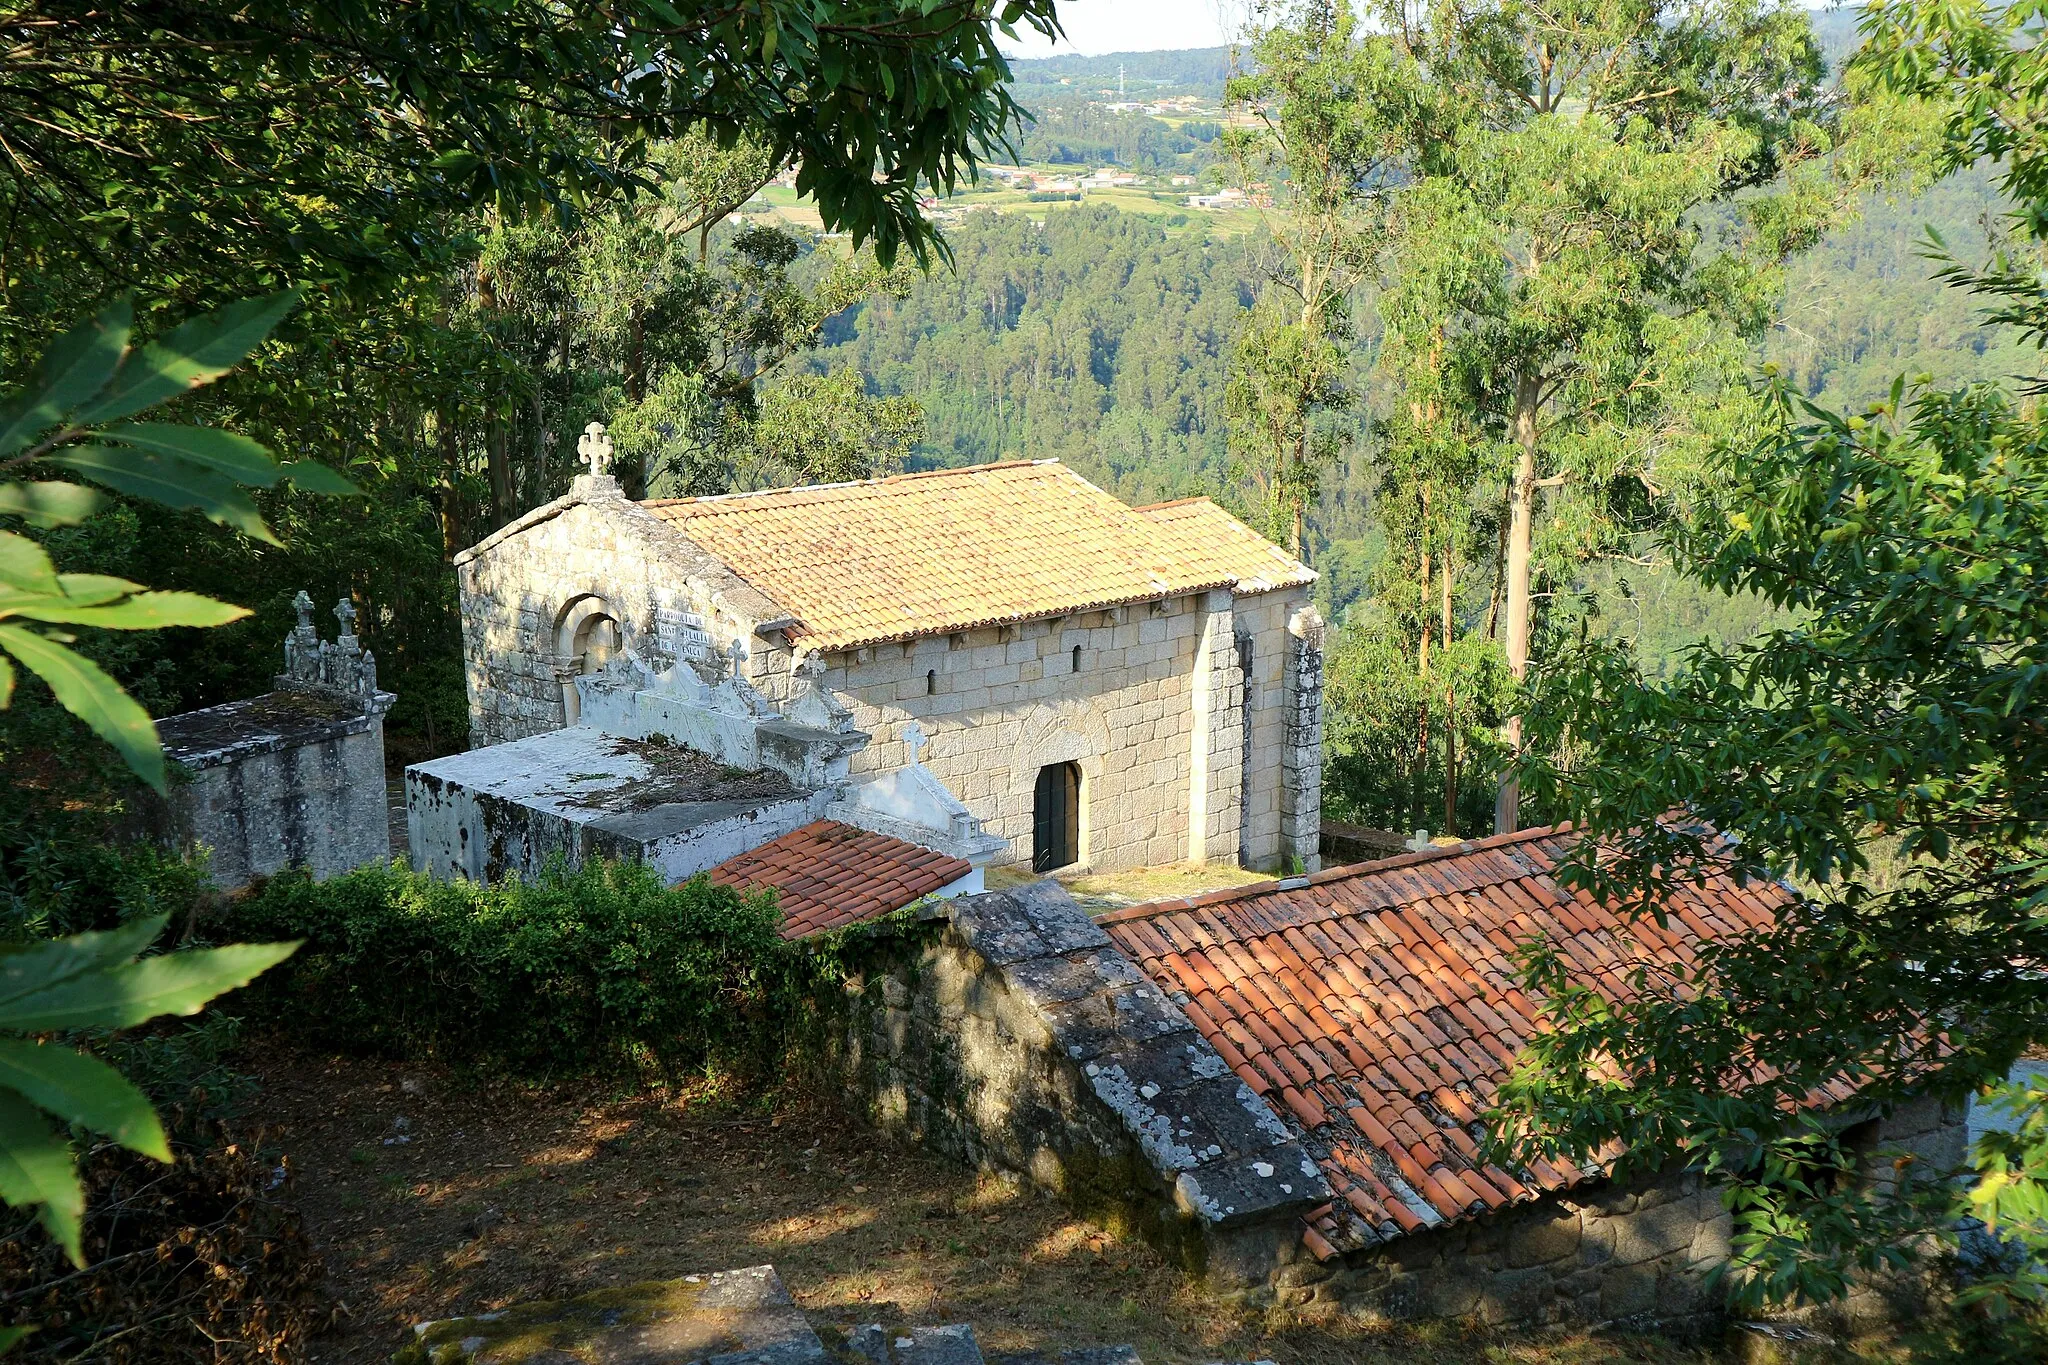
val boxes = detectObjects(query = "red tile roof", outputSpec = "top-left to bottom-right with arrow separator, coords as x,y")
708,820 -> 971,939
1098,825 -> 1800,1258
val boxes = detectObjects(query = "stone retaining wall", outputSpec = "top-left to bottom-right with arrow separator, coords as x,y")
821,882 -> 1324,1271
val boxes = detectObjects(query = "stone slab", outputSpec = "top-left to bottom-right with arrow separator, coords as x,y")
397,1264 -> 824,1365
891,1325 -> 983,1365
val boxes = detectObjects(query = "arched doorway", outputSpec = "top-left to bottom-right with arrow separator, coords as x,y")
1032,762 -> 1081,872
554,595 -> 621,726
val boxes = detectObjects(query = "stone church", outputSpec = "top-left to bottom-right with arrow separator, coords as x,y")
454,442 -> 1324,873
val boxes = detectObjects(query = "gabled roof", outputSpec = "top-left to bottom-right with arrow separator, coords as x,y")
641,461 -> 1314,653
707,819 -> 970,939
1098,826 -> 1803,1259
1128,497 -> 1315,595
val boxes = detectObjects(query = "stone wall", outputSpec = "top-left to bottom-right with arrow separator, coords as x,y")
1267,1092 -> 1967,1333
818,584 -> 1313,872
820,882 -> 1326,1270
155,689 -> 393,890
456,477 -> 788,749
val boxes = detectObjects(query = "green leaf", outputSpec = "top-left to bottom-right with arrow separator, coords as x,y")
73,291 -> 298,425
0,533 -> 58,595
0,482 -> 105,528
0,625 -> 164,793
0,1089 -> 84,1266
0,916 -> 167,1011
96,423 -> 281,487
48,574 -> 142,606
0,940 -> 300,1034
0,1041 -> 169,1163
0,1325 -> 36,1353
0,299 -> 132,456
46,446 -> 279,545
278,460 -> 363,496
0,590 -> 249,631
0,654 -> 11,707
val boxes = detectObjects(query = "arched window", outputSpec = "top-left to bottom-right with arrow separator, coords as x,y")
1071,644 -> 1082,674
927,668 -> 937,695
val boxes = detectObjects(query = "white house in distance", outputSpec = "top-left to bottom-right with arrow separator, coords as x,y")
452,448 -> 1325,874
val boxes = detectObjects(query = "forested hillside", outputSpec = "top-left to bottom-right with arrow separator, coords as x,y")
812,164 -> 2031,613
818,207 -> 1252,501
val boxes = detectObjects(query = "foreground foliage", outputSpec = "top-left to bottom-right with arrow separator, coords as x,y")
1478,3 -> 2048,1343
222,859 -> 871,1083
0,1021 -> 326,1364
1499,349 -> 2048,1330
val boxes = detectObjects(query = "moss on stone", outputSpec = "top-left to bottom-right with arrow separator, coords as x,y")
391,1277 -> 733,1364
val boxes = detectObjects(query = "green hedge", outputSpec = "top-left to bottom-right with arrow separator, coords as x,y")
221,859 -> 819,1081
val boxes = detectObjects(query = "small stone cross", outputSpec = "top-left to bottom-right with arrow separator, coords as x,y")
903,719 -> 927,768
332,597 -> 358,637
293,590 -> 314,632
1404,828 -> 1433,853
577,421 -> 613,477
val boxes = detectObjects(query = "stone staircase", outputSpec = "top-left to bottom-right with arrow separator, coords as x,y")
395,1265 -> 1267,1365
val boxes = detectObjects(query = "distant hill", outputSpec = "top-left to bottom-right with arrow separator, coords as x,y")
1006,46 -> 1231,95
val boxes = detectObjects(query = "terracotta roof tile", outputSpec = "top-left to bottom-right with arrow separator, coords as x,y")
640,462 -> 1314,653
707,820 -> 970,939
1098,824 -> 1793,1259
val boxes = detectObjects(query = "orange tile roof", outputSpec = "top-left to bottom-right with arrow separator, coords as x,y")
1128,497 -> 1316,594
642,461 -> 1314,652
1098,826 -> 1804,1258
707,820 -> 971,939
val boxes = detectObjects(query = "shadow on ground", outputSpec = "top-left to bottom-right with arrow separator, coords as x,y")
243,1040 -> 1761,1365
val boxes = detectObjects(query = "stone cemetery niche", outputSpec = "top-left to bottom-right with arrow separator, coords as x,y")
153,592 -> 396,890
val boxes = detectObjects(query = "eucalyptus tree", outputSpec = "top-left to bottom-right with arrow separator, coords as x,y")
1480,1 -> 2048,1338
1223,2 -> 1410,558
1363,0 -> 1839,831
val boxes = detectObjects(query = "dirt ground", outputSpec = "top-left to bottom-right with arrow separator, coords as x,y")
245,1041 -> 1779,1365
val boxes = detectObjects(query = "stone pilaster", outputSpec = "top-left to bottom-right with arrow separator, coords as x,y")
1281,606 -> 1325,872
1188,590 -> 1243,867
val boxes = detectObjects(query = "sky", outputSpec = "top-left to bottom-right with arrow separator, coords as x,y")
1000,1 -> 1245,58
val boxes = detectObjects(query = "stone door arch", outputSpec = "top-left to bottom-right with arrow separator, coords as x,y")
1010,701 -> 1110,869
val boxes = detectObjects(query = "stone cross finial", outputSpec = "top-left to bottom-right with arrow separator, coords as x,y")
293,590 -> 315,632
1405,828 -> 1433,852
903,719 -> 927,768
577,421 -> 613,477
332,597 -> 357,638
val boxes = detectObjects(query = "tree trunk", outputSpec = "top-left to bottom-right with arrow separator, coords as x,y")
487,415 -> 511,526
1291,427 -> 1307,561
624,308 -> 648,498
1443,549 -> 1458,836
1417,487 -> 1432,674
476,262 -> 513,525
1494,372 -> 1540,835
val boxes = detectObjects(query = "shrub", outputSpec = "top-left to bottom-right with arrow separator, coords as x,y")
221,858 -> 807,1081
